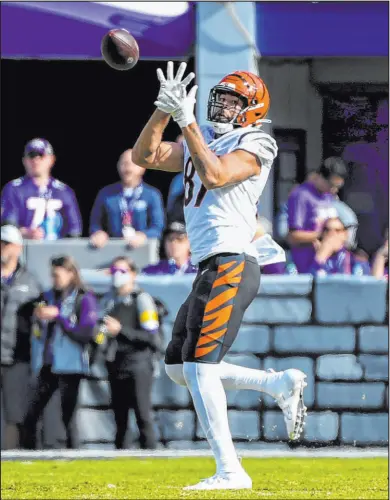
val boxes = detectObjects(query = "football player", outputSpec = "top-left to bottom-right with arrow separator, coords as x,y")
133,62 -> 307,490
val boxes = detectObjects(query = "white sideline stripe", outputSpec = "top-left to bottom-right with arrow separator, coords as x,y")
1,448 -> 387,461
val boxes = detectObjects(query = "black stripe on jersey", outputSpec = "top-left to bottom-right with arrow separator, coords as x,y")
237,130 -> 272,145
260,144 -> 277,155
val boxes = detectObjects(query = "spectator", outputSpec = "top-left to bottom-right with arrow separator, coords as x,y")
310,217 -> 371,276
142,222 -> 197,275
287,157 -> 347,273
89,149 -> 164,249
21,255 -> 98,449
99,257 -> 160,449
1,225 -> 41,449
372,231 -> 388,280
1,138 -> 82,240
166,135 -> 185,225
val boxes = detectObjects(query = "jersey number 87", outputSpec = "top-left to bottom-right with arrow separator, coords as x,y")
184,159 -> 207,208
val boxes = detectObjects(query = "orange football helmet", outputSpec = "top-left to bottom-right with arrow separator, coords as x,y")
207,71 -> 270,132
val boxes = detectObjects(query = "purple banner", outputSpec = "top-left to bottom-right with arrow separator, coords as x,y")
256,1 -> 388,57
1,2 -> 195,59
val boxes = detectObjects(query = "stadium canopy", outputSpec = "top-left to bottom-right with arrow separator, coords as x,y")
2,1 -> 388,60
1,1 -> 195,59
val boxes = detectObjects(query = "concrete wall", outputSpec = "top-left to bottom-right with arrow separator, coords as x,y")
257,60 -> 323,173
13,273 -> 388,450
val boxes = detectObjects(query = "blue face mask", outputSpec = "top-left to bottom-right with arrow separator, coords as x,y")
112,271 -> 130,288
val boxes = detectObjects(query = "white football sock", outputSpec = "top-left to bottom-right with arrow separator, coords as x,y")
219,361 -> 284,398
166,362 -> 283,398
183,362 -> 242,475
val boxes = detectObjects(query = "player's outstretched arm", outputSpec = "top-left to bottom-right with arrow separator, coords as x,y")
133,62 -> 191,172
132,109 -> 183,172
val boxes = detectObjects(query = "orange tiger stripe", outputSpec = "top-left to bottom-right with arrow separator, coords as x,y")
195,343 -> 218,358
204,287 -> 238,313
201,304 -> 233,334
217,261 -> 236,273
196,328 -> 227,347
212,261 -> 245,288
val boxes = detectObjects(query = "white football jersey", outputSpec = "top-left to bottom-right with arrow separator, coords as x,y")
182,125 -> 278,264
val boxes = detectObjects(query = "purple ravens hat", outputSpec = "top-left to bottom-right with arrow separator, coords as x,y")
24,138 -> 54,157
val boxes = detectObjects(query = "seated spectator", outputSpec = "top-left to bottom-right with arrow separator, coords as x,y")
166,135 -> 185,225
261,262 -> 287,275
142,222 -> 197,275
372,231 -> 388,280
310,217 -> 371,276
1,225 -> 42,449
99,257 -> 160,449
287,157 -> 347,273
89,149 -> 164,249
21,255 -> 98,449
1,139 -> 82,240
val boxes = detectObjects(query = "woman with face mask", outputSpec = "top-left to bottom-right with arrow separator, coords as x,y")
21,255 -> 98,449
98,257 -> 160,449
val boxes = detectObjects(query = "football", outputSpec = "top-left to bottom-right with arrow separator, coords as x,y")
101,29 -> 139,71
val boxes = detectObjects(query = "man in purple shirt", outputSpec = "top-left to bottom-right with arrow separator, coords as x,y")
142,222 -> 197,275
1,139 -> 82,240
287,157 -> 347,273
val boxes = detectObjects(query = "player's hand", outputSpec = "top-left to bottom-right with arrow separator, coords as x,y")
154,61 -> 197,127
90,230 -> 109,249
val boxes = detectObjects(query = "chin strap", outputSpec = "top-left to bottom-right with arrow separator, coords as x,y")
211,122 -> 234,134
210,118 -> 272,135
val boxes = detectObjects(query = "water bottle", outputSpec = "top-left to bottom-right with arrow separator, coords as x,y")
286,262 -> 298,275
168,258 -> 178,275
41,214 -> 58,241
352,262 -> 365,276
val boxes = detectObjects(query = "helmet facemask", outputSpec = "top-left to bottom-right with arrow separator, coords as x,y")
207,87 -> 247,134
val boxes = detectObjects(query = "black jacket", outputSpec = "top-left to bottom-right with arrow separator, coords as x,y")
1,265 -> 41,365
99,290 -> 161,373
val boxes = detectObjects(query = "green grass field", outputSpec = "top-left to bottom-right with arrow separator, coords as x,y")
1,457 -> 388,499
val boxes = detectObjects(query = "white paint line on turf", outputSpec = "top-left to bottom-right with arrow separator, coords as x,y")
1,447 -> 387,461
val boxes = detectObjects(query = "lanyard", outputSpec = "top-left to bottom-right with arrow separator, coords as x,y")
38,179 -> 53,200
343,250 -> 352,274
169,259 -> 189,275
119,185 -> 143,220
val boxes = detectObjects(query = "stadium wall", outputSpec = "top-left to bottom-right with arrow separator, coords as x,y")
3,262 -> 388,450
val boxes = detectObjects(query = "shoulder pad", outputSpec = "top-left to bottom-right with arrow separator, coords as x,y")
52,179 -> 66,190
11,177 -> 23,187
235,130 -> 278,168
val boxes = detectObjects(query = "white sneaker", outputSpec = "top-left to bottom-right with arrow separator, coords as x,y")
183,471 -> 252,491
268,368 -> 307,441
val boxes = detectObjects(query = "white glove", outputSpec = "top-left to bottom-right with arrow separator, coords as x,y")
154,61 -> 198,128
